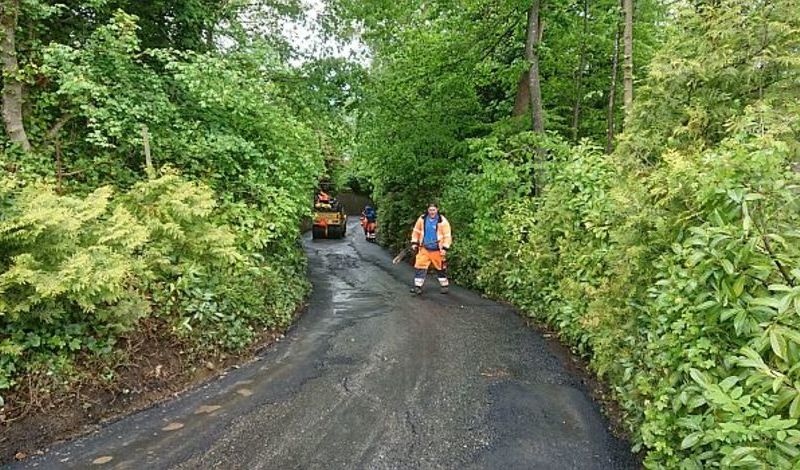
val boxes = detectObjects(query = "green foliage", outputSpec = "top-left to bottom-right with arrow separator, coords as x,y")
346,0 -> 800,467
342,0 -> 665,250
0,174 -> 150,394
437,105 -> 800,468
0,170 -> 312,402
618,0 -> 800,162
1,4 -> 326,409
18,0 -> 300,54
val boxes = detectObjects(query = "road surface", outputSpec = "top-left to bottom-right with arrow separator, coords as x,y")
17,217 -> 637,469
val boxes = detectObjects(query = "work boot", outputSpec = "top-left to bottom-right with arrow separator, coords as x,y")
410,286 -> 422,295
440,286 -> 449,294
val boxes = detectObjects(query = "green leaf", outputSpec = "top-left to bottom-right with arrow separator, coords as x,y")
769,284 -> 793,292
790,393 -> 800,420
733,310 -> 749,335
686,396 -> 707,410
750,297 -> 783,311
696,300 -> 718,311
681,432 -> 703,450
720,376 -> 739,391
771,329 -> 789,360
724,446 -> 757,464
777,326 -> 800,346
720,259 -> 735,275
689,368 -> 709,388
732,277 -> 745,297
775,441 -> 800,459
743,214 -> 752,232
721,308 -> 738,321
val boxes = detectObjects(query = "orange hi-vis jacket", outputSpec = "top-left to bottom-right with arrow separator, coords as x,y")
411,214 -> 452,251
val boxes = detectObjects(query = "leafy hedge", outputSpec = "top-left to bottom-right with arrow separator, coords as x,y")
439,127 -> 800,467
0,171 -> 310,407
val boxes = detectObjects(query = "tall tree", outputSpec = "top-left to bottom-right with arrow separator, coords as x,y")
1,0 -> 31,151
622,0 -> 633,111
571,0 -> 590,142
525,0 -> 544,134
525,0 -> 545,196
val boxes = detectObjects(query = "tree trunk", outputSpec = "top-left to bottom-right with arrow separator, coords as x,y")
512,70 -> 530,117
205,28 -> 214,49
525,0 -> 544,196
571,0 -> 589,142
622,0 -> 634,112
526,0 -> 544,135
606,16 -> 621,153
0,0 -> 31,151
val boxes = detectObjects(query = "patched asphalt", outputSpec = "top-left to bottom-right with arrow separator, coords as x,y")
16,217 -> 638,469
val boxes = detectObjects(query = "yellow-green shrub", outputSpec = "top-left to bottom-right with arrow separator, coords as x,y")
0,171 -> 310,407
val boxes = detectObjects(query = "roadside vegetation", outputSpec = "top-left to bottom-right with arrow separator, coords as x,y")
333,0 -> 800,467
0,0 -> 361,432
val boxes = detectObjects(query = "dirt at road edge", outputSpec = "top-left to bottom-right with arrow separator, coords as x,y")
0,313 -> 302,465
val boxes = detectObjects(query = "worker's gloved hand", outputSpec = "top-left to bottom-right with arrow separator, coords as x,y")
411,242 -> 419,253
440,246 -> 449,257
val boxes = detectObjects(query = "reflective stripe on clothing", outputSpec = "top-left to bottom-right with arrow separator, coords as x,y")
414,273 -> 449,288
413,249 -> 449,289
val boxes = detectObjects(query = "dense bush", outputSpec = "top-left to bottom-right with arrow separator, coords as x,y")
442,126 -> 800,467
0,9 -> 325,409
0,170 -> 312,406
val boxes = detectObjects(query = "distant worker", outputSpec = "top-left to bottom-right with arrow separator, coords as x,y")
361,205 -> 378,242
316,190 -> 331,204
410,202 -> 452,295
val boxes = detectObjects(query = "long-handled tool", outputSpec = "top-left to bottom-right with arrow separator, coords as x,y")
392,246 -> 413,265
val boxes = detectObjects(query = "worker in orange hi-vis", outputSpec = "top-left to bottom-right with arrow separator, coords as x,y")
316,190 -> 331,204
409,202 -> 452,295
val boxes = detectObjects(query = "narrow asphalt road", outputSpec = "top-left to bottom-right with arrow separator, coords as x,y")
17,217 -> 638,469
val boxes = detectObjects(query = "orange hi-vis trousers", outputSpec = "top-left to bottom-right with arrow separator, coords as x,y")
413,247 -> 449,288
